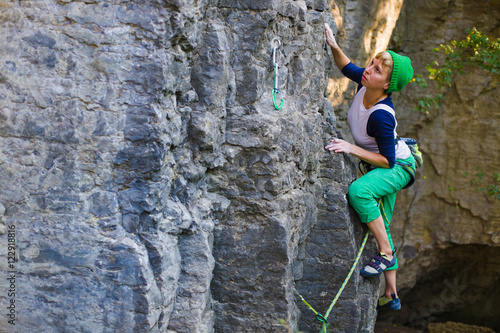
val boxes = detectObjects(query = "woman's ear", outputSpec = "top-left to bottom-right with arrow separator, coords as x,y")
384,82 -> 390,90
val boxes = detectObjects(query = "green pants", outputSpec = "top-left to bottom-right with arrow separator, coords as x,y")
348,156 -> 415,270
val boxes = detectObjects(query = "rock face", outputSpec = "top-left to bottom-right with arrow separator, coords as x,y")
0,1 -> 379,332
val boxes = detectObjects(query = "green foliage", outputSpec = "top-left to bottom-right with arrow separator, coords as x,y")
472,167 -> 485,184
413,74 -> 428,88
414,28 -> 500,113
477,172 -> 500,201
417,94 -> 442,111
470,168 -> 500,201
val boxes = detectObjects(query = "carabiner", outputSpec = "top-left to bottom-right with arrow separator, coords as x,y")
272,39 -> 284,110
272,39 -> 281,66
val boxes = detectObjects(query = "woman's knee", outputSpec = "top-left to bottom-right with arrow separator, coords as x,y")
348,180 -> 366,201
348,180 -> 365,209
349,179 -> 378,208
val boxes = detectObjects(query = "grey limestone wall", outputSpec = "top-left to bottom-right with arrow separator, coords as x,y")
0,1 -> 378,332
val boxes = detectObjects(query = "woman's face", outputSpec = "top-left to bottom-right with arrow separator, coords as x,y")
361,58 -> 390,91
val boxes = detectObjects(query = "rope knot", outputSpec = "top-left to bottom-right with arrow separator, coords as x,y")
316,313 -> 328,324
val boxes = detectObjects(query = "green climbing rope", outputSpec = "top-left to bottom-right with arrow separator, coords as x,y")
293,289 -> 328,324
295,230 -> 370,332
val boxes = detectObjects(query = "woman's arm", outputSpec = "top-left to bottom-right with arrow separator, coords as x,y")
325,23 -> 350,71
325,139 -> 390,168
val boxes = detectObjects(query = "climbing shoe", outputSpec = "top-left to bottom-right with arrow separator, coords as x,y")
360,251 -> 396,277
377,293 -> 401,310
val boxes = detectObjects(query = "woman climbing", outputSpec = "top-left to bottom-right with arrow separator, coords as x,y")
324,23 -> 415,311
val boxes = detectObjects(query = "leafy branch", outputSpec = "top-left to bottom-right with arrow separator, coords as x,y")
414,28 -> 500,113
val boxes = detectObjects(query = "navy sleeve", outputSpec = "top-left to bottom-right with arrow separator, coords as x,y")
367,110 -> 396,168
341,62 -> 364,86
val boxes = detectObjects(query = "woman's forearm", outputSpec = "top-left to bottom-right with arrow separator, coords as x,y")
330,46 -> 350,71
350,145 -> 390,168
325,138 -> 390,168
325,24 -> 350,71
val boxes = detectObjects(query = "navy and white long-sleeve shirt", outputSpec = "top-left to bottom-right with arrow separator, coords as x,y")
341,62 -> 410,168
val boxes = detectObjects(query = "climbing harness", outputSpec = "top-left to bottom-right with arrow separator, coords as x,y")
272,39 -> 285,110
294,230 -> 370,332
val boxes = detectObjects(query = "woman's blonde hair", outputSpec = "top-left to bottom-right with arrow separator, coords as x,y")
374,51 -> 393,83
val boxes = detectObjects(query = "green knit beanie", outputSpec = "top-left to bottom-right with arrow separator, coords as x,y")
386,50 -> 414,93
